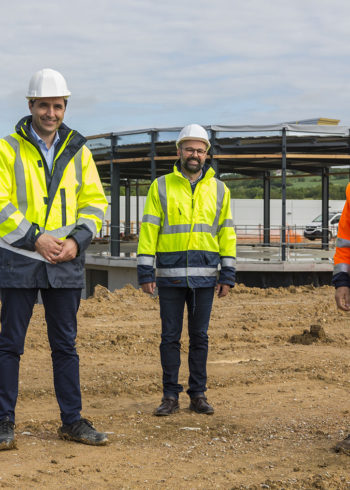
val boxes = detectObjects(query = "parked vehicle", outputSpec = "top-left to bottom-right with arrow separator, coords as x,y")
304,211 -> 342,240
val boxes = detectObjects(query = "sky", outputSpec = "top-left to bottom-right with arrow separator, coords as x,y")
1,0 -> 350,138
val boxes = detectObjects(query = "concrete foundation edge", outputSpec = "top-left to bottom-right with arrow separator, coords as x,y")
84,255 -> 334,298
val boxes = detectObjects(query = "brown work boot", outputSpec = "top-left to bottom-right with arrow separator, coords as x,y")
154,397 -> 179,416
189,395 -> 214,415
334,434 -> 350,454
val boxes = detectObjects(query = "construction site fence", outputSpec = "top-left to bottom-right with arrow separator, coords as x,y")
92,223 -> 336,262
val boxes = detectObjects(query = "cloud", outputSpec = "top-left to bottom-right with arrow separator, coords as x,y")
1,0 -> 350,136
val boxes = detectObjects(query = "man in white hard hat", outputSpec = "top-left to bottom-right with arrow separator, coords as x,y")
137,124 -> 236,416
0,68 -> 108,449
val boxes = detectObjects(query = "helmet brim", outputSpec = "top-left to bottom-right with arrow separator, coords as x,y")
176,136 -> 211,150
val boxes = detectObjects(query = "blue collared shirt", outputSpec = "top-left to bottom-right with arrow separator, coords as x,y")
181,169 -> 203,193
30,125 -> 60,173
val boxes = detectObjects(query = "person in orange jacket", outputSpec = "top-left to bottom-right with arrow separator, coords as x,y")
333,183 -> 350,453
333,184 -> 350,311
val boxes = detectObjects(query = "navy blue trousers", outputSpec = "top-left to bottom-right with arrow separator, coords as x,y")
158,287 -> 214,399
0,288 -> 82,425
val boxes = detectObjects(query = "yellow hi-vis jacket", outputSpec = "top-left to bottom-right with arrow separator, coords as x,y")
0,115 -> 108,288
137,162 -> 236,288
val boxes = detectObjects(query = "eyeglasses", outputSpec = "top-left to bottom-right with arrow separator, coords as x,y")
182,147 -> 207,156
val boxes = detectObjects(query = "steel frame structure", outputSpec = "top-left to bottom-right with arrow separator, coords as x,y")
86,124 -> 350,259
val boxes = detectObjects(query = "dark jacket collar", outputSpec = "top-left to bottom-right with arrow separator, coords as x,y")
15,115 -> 86,151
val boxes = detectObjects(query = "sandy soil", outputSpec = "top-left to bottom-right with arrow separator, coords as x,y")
2,283 -> 350,489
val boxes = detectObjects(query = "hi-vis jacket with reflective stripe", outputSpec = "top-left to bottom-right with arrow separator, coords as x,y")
333,183 -> 350,288
137,162 -> 236,288
0,115 -> 108,288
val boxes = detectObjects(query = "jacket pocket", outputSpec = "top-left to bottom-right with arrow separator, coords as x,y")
156,251 -> 186,268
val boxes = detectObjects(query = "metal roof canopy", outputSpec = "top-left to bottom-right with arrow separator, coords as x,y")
86,124 -> 350,259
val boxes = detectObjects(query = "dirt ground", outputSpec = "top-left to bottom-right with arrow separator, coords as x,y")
2,283 -> 350,489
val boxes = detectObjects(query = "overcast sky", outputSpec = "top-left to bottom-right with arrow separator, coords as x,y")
1,0 -> 350,137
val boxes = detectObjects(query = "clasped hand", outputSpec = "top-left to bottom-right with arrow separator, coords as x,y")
35,234 -> 78,264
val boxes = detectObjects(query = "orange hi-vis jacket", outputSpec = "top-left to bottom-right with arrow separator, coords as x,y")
333,183 -> 350,287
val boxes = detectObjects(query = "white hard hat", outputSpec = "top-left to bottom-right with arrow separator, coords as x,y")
176,124 -> 210,150
26,68 -> 71,99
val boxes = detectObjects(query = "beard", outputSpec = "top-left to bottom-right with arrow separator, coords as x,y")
181,156 -> 203,174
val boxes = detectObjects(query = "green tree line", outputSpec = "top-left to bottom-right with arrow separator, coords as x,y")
225,171 -> 350,200
107,172 -> 349,200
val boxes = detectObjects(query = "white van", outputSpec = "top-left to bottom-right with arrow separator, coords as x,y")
303,211 -> 342,240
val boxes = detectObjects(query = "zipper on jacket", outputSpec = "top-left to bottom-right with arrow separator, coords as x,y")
187,196 -> 195,287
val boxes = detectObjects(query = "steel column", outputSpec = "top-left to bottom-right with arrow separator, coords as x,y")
136,180 -> 140,235
263,171 -> 271,245
210,129 -> 219,176
150,131 -> 157,182
125,179 -> 131,237
110,135 -> 120,257
281,128 -> 287,261
321,168 -> 329,250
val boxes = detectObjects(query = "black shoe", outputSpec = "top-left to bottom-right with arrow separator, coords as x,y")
189,395 -> 214,415
58,418 -> 108,446
334,434 -> 350,454
154,397 -> 179,416
0,417 -> 16,450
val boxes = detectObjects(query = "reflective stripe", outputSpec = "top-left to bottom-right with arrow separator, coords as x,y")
46,224 -> 76,238
222,257 -> 236,267
38,225 -> 75,238
336,237 -> 350,248
156,267 -> 218,277
157,175 -> 168,227
158,175 -> 225,237
3,218 -> 31,244
3,135 -> 17,149
333,263 -> 350,275
211,179 -> 225,236
158,175 -> 187,234
3,136 -> 28,215
161,224 -> 191,234
74,147 -> 83,195
0,237 -> 48,263
77,217 -> 97,236
78,205 -> 105,221
218,219 -> 234,232
193,218 -> 233,235
193,223 -> 212,233
157,176 -> 191,234
0,203 -> 17,224
157,175 -> 167,211
142,214 -> 161,226
137,255 -> 155,266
